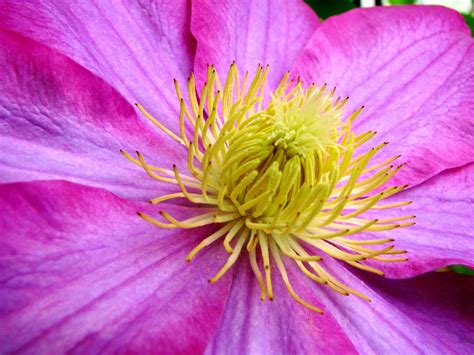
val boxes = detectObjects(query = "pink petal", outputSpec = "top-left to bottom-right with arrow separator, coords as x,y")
210,256 -> 473,353
0,30 -> 185,201
311,258 -> 474,353
191,0 -> 319,90
293,6 -> 474,187
0,0 -> 195,123
364,163 -> 474,278
0,181 -> 231,353
207,259 -> 357,354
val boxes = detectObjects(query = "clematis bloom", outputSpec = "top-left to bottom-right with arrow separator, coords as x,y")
0,1 -> 473,353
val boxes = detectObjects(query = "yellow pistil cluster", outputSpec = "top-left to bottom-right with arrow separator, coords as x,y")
122,63 -> 415,313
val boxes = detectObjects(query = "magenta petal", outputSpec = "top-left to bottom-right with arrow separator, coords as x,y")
0,0 -> 195,122
192,0 -> 319,90
0,181 -> 231,353
0,30 -> 186,200
363,163 -> 474,278
207,259 -> 357,354
312,259 -> 474,353
293,6 -> 474,187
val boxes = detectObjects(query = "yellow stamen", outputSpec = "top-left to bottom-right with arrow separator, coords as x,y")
270,239 -> 324,314
135,103 -> 184,145
187,222 -> 237,262
209,231 -> 248,283
259,231 -> 274,301
124,63 -> 414,313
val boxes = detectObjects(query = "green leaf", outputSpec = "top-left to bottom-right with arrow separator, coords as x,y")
388,0 -> 416,4
305,0 -> 356,20
451,265 -> 474,275
463,14 -> 474,37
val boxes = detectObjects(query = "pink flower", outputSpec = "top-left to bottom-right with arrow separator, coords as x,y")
0,1 -> 473,353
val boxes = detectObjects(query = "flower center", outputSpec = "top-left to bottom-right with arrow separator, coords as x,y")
122,63 -> 415,313
217,84 -> 342,233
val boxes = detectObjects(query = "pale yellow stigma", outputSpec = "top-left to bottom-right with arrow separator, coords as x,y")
122,63 -> 415,314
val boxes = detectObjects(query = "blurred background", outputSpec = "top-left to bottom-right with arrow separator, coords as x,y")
305,0 -> 474,35
304,0 -> 474,276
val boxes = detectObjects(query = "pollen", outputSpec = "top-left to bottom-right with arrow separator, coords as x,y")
122,63 -> 415,314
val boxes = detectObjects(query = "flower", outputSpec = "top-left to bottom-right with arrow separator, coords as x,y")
0,1 -> 473,353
